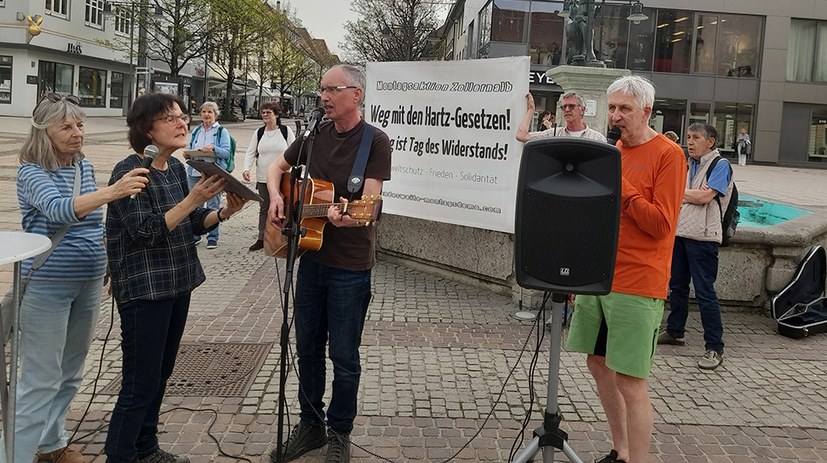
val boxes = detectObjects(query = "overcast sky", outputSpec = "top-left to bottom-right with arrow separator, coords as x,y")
285,0 -> 356,59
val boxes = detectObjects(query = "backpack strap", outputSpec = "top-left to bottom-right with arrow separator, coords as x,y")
705,155 -> 732,221
189,125 -> 201,148
347,123 -> 376,194
280,124 -> 288,142
255,126 -> 265,158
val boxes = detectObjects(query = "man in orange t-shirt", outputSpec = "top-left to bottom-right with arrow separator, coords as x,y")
566,75 -> 686,463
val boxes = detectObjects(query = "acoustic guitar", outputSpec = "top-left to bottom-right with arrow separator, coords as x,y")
263,174 -> 382,258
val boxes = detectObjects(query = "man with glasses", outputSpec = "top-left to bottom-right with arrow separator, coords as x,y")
516,91 -> 606,143
266,64 -> 391,463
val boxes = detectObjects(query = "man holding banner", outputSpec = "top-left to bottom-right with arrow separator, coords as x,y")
515,92 -> 606,143
565,75 -> 686,463
266,64 -> 391,463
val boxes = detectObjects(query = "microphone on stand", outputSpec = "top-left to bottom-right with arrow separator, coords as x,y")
302,107 -> 326,138
607,127 -> 622,146
131,144 -> 159,199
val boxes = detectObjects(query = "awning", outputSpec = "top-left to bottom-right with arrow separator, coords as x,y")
209,81 -> 245,91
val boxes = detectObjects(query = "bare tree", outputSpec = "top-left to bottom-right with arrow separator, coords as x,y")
142,0 -> 212,76
343,0 -> 442,63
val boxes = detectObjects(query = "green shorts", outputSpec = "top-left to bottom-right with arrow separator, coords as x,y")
565,292 -> 664,379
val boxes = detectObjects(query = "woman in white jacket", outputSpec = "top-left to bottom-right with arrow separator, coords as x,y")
242,101 -> 296,251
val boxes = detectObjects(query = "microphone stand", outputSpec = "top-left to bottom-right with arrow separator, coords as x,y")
272,123 -> 319,463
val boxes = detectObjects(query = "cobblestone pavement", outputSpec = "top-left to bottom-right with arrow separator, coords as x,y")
1,117 -> 826,462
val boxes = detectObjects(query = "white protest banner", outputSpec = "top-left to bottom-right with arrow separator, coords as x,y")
366,57 -> 529,233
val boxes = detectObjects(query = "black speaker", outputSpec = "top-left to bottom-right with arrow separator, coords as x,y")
515,138 -> 621,295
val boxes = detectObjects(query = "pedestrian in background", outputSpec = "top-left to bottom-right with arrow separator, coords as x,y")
183,101 -> 231,249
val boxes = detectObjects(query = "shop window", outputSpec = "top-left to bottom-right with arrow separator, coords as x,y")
0,56 -> 12,104
79,66 -> 107,107
491,0 -> 526,43
716,14 -> 761,78
693,14 -> 718,74
809,107 -> 827,158
39,61 -> 74,95
111,72 -> 125,109
528,1 -> 565,65
788,19 -> 827,82
627,8 -> 656,71
713,102 -> 753,153
652,98 -> 687,141
593,4 -> 630,68
654,10 -> 693,73
46,0 -> 69,18
85,0 -> 105,29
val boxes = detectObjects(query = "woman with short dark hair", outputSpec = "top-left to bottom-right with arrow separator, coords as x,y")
104,92 -> 248,463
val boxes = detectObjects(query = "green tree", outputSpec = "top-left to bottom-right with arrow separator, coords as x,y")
343,0 -> 442,63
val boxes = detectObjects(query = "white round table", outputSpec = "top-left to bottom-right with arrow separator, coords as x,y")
0,231 -> 51,462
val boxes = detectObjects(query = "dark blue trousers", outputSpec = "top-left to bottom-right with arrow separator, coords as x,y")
667,237 -> 725,353
105,294 -> 190,462
294,258 -> 372,433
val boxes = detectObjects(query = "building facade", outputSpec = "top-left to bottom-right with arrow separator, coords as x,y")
441,0 -> 827,166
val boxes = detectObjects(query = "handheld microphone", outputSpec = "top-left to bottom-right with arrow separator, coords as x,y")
131,144 -> 159,199
302,107 -> 326,138
607,127 -> 621,146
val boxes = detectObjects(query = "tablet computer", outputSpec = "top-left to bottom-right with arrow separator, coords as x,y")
187,160 -> 264,203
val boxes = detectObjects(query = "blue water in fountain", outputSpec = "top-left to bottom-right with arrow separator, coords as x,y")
738,195 -> 812,227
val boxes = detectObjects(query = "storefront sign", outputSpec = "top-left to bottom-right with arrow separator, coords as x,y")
26,75 -> 38,84
529,70 -> 556,86
67,42 -> 82,54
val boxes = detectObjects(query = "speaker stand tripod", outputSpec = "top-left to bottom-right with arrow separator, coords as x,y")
511,292 -> 584,463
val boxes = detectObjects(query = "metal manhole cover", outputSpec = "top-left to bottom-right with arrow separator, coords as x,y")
100,342 -> 272,397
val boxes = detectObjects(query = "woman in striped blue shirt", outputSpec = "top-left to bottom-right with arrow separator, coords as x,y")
5,94 -> 149,463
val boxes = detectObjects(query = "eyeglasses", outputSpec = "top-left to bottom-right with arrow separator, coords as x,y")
46,93 -> 80,105
154,114 -> 191,125
560,103 -> 580,110
319,85 -> 358,94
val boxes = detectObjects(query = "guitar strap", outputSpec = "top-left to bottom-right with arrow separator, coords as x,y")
347,122 -> 376,195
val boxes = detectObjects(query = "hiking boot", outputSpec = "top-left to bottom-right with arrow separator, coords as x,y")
248,239 -> 264,252
595,449 -> 618,463
325,430 -> 351,463
36,447 -> 84,463
657,330 -> 685,346
698,350 -> 724,370
270,422 -> 327,462
136,448 -> 190,463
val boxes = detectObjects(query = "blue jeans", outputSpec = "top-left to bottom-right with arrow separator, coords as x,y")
104,295 -> 190,462
0,279 -> 101,463
294,259 -> 372,433
667,237 -> 724,353
187,175 -> 221,242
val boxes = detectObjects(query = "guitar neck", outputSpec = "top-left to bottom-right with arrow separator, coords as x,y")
297,202 -> 344,218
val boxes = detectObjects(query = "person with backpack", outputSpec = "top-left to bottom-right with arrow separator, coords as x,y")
659,122 -> 735,371
184,101 -> 232,249
242,101 -> 295,251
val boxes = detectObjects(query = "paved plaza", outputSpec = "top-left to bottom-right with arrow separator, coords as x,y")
1,116 -> 826,462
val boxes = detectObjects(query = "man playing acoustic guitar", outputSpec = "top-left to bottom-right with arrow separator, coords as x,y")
266,64 -> 391,463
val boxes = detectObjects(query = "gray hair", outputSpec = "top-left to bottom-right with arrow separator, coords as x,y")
606,75 -> 655,112
330,64 -> 366,103
687,122 -> 718,143
200,101 -> 220,116
19,97 -> 87,171
560,92 -> 586,108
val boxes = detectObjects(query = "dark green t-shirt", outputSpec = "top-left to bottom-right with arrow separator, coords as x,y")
284,119 -> 392,270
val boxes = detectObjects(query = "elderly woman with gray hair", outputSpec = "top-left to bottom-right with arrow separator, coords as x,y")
183,101 -> 231,249
0,93 -> 148,463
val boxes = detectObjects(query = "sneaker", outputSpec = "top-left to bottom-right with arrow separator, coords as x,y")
270,422 -> 327,462
36,447 -> 84,463
595,449 -> 618,463
136,448 -> 190,463
248,239 -> 264,252
325,430 -> 351,463
657,330 -> 685,346
193,237 -> 202,245
207,240 -> 218,249
698,350 -> 724,370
